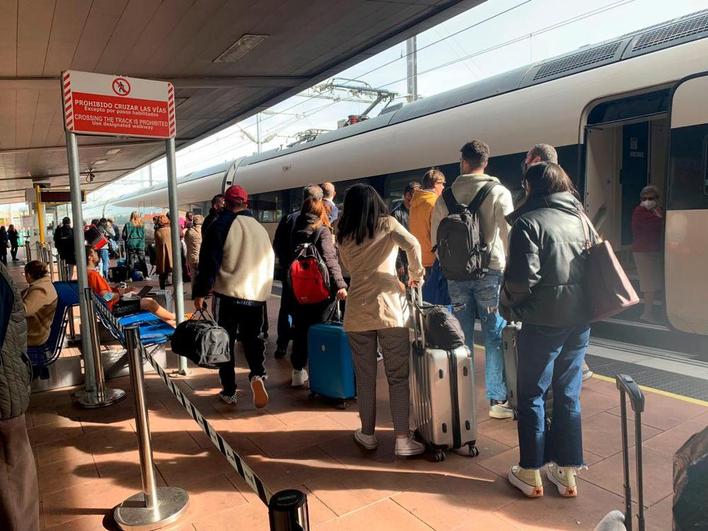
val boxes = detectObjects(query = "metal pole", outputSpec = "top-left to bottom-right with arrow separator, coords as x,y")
25,240 -> 32,261
635,410 -> 645,531
77,288 -> 125,408
619,393 -> 632,531
114,326 -> 189,530
47,241 -> 55,280
65,130 -> 98,394
269,489 -> 310,531
406,36 -> 418,103
165,137 -> 188,375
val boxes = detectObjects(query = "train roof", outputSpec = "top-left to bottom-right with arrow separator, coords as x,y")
240,8 -> 708,167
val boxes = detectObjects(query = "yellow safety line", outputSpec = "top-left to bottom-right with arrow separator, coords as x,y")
591,373 -> 708,407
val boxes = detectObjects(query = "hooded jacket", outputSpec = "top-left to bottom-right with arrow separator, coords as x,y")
431,174 -> 514,272
501,192 -> 591,327
0,264 -> 30,420
409,188 -> 439,268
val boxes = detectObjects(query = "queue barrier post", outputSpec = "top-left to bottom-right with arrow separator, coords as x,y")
24,240 -> 32,261
47,242 -> 56,280
76,288 -> 126,408
269,489 -> 310,531
114,325 -> 189,530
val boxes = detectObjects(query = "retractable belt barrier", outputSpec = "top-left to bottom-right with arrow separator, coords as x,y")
88,295 -> 309,530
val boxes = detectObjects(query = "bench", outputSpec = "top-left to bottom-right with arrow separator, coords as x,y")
28,281 -> 80,379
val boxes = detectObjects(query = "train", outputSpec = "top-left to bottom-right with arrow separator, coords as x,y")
115,9 -> 708,350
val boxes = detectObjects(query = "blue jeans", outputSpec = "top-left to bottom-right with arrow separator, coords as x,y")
517,323 -> 590,469
99,248 -> 110,277
447,271 -> 507,401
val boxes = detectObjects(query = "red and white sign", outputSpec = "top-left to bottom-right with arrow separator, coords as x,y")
62,70 -> 175,139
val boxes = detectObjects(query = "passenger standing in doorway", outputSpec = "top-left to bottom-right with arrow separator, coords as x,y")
184,214 -> 203,295
0,262 -> 39,531
0,227 -> 8,266
154,215 -> 172,290
53,217 -> 76,278
193,185 -> 274,408
289,193 -> 347,387
520,144 -> 594,381
391,181 -> 421,280
272,185 -> 325,359
321,182 -> 339,222
502,162 -> 592,499
202,194 -> 225,234
632,185 -> 664,324
431,140 -> 515,420
7,226 -> 19,262
409,168 -> 446,274
337,184 -> 425,457
122,212 -> 146,277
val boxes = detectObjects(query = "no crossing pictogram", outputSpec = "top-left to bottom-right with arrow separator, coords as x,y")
112,77 -> 131,96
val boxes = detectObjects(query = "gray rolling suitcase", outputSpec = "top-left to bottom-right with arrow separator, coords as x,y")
409,288 -> 478,461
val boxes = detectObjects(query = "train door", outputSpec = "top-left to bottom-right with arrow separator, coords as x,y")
620,123 -> 650,245
665,74 -> 708,334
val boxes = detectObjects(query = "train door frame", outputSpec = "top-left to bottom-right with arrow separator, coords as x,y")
664,72 -> 708,334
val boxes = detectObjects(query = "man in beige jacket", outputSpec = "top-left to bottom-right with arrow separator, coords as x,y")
431,139 -> 515,420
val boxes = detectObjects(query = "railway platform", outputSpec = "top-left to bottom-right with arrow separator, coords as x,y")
12,254 -> 705,531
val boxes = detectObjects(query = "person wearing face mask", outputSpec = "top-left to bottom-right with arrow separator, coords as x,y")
631,185 -> 664,323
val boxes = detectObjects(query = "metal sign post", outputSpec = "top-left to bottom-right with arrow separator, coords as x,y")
165,137 -> 188,376
114,326 -> 188,529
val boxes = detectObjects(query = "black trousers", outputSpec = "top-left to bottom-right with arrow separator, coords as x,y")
213,295 -> 266,395
276,279 -> 294,350
9,244 -> 18,260
291,299 -> 334,371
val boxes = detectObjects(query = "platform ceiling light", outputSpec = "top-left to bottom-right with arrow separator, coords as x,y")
93,159 -> 107,165
105,148 -> 121,155
213,34 -> 269,63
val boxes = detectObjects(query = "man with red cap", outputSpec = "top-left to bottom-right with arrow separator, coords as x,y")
193,185 -> 275,408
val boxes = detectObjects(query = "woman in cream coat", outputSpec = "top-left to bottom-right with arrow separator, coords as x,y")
337,184 -> 425,457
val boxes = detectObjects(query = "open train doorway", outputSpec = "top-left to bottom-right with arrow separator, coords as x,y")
583,89 -> 671,330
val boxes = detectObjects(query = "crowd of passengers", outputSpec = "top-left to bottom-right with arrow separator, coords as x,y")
0,139 -> 669,528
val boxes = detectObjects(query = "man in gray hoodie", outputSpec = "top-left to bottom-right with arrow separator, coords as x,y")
431,139 -> 515,420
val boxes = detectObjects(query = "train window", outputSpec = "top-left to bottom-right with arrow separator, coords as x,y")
667,125 -> 708,210
250,191 -> 283,223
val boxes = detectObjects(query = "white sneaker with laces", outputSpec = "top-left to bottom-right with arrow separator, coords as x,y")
353,429 -> 378,450
291,368 -> 309,387
394,434 -> 425,457
508,465 -> 544,498
489,400 -> 515,419
546,462 -> 579,497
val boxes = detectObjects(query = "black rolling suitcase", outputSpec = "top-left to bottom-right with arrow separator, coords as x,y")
595,374 -> 646,531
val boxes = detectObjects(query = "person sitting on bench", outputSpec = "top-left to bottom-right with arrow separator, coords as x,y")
85,247 -> 176,325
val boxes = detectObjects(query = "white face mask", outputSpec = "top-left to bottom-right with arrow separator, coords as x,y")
641,199 -> 657,210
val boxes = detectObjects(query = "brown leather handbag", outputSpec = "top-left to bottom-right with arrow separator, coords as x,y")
579,212 -> 640,322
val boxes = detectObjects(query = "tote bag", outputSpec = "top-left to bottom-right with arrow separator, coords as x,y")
579,212 -> 639,322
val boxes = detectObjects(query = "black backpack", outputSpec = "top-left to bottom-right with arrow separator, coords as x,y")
170,310 -> 230,368
435,182 -> 497,281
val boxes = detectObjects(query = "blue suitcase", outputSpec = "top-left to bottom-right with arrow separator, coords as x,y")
308,321 -> 356,405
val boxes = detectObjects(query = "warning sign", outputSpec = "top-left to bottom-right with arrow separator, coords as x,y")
62,70 -> 175,139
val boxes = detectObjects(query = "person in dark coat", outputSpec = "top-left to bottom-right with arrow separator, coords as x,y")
0,262 -> 39,530
7,225 -> 19,262
390,181 -> 421,280
202,194 -> 225,234
288,194 -> 347,387
271,184 -> 324,358
502,162 -> 592,500
53,217 -> 76,278
0,227 -> 8,266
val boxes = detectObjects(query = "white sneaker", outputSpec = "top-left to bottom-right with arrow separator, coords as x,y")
508,465 -> 544,498
291,368 -> 309,387
489,400 -> 515,419
394,434 -> 425,457
353,429 -> 378,450
218,391 -> 238,405
546,462 -> 578,497
250,376 -> 269,409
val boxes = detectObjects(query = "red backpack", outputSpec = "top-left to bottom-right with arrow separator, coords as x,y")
289,242 -> 330,305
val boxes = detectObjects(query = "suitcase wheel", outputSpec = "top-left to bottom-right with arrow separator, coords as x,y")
432,449 -> 446,462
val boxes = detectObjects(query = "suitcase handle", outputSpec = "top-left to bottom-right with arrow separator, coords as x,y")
615,374 -> 645,531
408,287 -> 426,350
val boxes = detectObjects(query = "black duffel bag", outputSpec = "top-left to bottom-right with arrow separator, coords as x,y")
170,310 -> 230,368
423,304 -> 465,350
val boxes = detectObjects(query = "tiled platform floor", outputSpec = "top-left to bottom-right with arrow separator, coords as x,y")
27,295 -> 708,531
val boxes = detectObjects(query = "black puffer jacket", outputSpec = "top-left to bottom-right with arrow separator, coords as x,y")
292,213 -> 347,293
501,192 -> 591,327
0,264 -> 30,420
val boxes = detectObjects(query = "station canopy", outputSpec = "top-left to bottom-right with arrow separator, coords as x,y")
0,0 -> 484,204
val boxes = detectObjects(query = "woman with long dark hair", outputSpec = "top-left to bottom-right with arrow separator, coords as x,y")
337,184 -> 425,457
289,192 -> 347,387
502,162 -> 591,498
